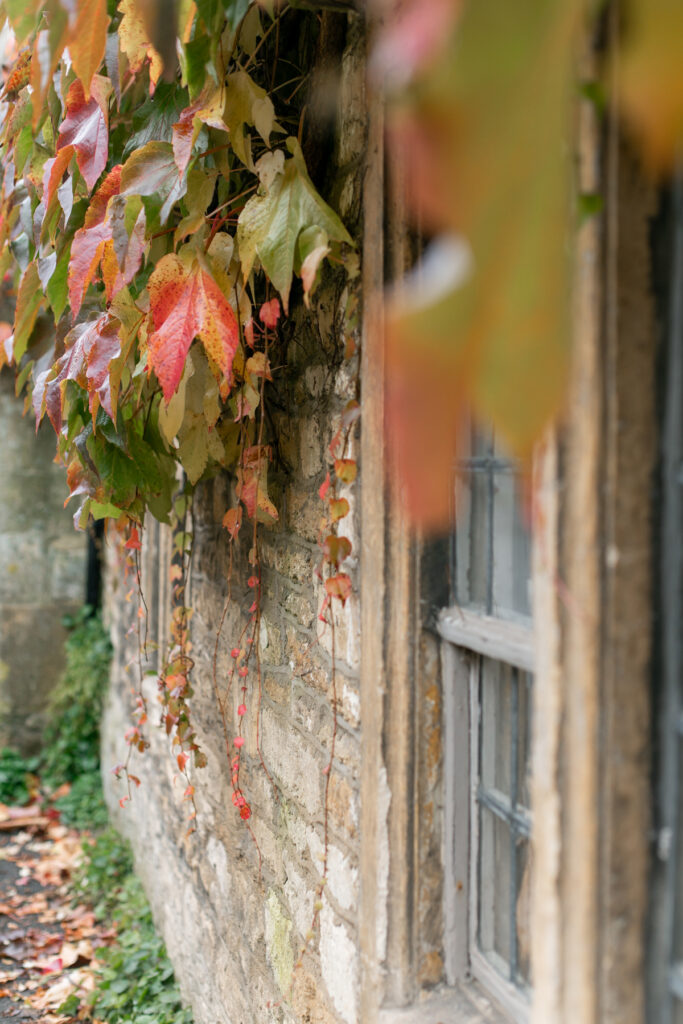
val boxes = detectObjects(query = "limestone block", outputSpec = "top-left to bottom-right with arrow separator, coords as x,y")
260,706 -> 323,816
319,900 -> 359,1024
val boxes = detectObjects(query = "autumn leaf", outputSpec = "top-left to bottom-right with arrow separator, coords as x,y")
236,445 -> 278,522
68,165 -> 123,315
237,138 -> 351,312
325,573 -> 352,604
41,145 -> 74,211
147,251 -> 239,401
33,313 -> 122,431
258,297 -> 280,328
70,0 -> 109,99
120,140 -> 188,223
383,0 -> 582,527
618,0 -> 683,171
172,87 -> 227,175
9,262 -> 43,364
57,76 -> 111,191
222,506 -> 242,538
223,70 -> 276,169
118,0 -> 163,88
30,21 -> 69,127
334,459 -> 357,484
322,535 -> 352,567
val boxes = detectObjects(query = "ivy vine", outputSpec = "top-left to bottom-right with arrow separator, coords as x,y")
0,0 -> 359,873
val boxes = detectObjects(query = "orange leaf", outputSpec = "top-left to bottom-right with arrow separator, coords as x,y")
70,0 -> 109,99
222,506 -> 242,538
67,166 -> 122,315
147,252 -> 239,401
42,145 -> 75,211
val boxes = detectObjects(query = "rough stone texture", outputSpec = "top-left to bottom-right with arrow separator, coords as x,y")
0,369 -> 87,753
101,15 -> 364,1024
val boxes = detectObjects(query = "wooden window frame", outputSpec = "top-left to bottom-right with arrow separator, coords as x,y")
441,612 -> 534,1024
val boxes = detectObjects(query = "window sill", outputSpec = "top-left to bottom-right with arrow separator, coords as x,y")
437,608 -> 534,672
378,980 -> 514,1024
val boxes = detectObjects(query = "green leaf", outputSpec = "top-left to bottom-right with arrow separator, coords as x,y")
177,414 -> 209,484
182,35 -> 213,99
11,263 -> 43,363
237,138 -> 351,311
46,241 -> 71,321
124,83 -> 188,157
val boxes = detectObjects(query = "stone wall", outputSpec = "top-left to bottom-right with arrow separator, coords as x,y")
0,368 -> 87,753
102,15 -> 366,1024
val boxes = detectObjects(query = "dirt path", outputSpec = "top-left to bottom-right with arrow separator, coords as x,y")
0,809 -> 106,1023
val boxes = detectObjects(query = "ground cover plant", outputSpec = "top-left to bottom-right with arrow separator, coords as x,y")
0,608 -> 194,1023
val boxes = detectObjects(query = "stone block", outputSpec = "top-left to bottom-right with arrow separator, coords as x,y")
326,771 -> 359,842
260,706 -> 323,816
319,900 -> 359,1024
299,416 -> 324,478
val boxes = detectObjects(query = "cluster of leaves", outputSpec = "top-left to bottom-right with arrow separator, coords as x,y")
0,0 -> 355,846
0,0 -> 352,535
68,827 -> 194,1024
0,746 -> 39,804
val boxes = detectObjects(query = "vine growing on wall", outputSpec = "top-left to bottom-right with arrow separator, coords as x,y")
0,0 -> 357,854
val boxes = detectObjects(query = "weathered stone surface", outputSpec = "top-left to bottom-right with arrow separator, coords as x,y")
100,16 -> 366,1024
0,372 -> 87,753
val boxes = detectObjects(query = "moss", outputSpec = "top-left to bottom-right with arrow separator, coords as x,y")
265,889 -> 294,993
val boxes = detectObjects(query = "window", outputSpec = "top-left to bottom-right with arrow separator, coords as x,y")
440,426 -> 534,1023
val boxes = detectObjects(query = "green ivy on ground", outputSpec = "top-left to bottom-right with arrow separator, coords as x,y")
0,746 -> 39,805
64,827 -> 194,1024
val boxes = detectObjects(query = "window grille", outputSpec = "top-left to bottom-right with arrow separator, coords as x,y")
440,425 -> 534,1022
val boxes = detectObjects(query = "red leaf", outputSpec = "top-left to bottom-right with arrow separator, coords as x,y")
318,472 -> 331,500
68,219 -> 111,316
147,252 -> 239,401
259,297 -> 281,328
325,572 -> 352,604
125,527 -> 142,550
57,76 -> 111,191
